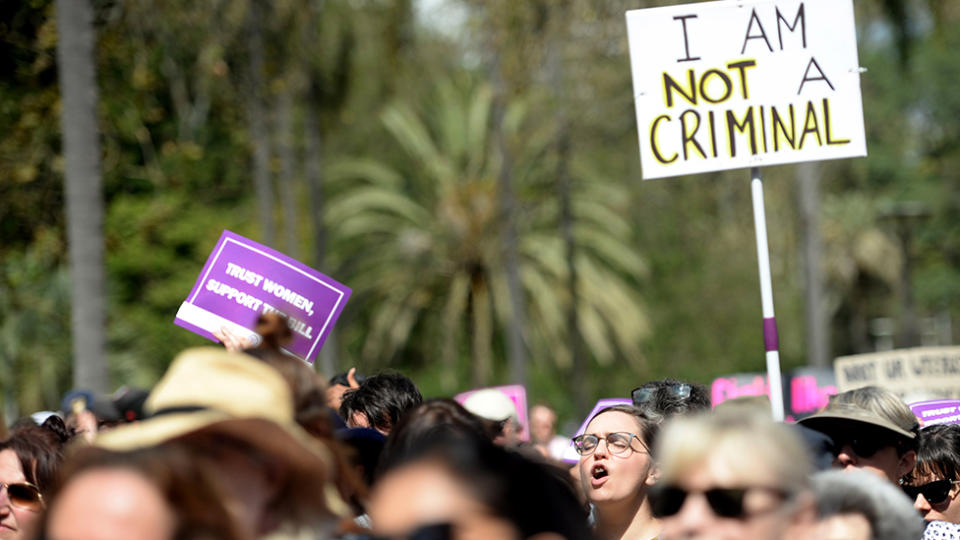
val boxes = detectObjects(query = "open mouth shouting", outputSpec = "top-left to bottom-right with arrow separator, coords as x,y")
591,463 -> 610,488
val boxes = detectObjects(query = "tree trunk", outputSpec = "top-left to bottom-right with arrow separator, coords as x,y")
56,0 -> 107,392
558,128 -> 588,416
547,8 -> 588,417
797,162 -> 829,367
245,0 -> 275,245
490,57 -> 527,387
277,83 -> 299,258
471,280 -> 493,386
303,88 -> 336,375
897,221 -> 919,347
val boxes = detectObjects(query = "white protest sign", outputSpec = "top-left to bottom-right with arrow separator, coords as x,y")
626,0 -> 867,179
834,347 -> 960,400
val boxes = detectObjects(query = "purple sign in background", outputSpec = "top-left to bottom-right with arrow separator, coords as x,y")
175,230 -> 351,363
911,400 -> 960,426
561,398 -> 632,463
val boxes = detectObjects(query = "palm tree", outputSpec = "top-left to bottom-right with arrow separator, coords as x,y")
325,79 -> 649,390
821,192 -> 902,353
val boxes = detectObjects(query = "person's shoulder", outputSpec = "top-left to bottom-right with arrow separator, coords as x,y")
924,520 -> 960,540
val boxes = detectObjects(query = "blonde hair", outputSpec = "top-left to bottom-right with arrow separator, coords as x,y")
656,408 -> 811,493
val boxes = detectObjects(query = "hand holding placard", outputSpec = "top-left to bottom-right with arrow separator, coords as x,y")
213,326 -> 255,352
175,230 -> 351,364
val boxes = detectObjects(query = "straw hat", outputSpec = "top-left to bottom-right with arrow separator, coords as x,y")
96,347 -> 348,517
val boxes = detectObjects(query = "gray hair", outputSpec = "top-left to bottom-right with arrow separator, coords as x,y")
811,469 -> 924,540
829,386 -> 919,436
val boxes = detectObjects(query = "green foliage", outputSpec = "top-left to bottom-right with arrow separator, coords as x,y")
326,79 -> 648,392
0,230 -> 71,416
0,0 -> 957,427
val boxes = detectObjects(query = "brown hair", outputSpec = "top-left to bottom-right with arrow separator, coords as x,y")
588,404 -> 661,454
244,313 -> 329,432
49,444 -> 248,540
0,416 -> 74,497
243,312 -> 365,523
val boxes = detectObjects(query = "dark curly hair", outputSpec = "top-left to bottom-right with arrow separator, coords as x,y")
631,378 -> 710,424
339,372 -> 423,433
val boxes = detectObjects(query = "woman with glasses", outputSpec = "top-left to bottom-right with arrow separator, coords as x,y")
574,404 -> 661,540
902,423 -> 960,538
0,417 -> 73,539
650,408 -> 815,540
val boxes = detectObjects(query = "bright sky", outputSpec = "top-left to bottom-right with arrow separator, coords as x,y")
414,0 -> 468,38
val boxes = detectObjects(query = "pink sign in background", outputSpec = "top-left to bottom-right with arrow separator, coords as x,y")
711,367 -> 837,422
455,384 -> 530,442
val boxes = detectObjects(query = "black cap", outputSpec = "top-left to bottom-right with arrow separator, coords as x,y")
112,387 -> 150,422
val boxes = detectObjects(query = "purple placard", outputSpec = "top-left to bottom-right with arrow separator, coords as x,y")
455,384 -> 530,442
174,230 -> 351,363
560,398 -> 633,463
911,400 -> 960,426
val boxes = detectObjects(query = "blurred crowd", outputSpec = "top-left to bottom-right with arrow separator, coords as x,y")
0,313 -> 955,539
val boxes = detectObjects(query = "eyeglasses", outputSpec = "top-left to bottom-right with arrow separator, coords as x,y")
631,383 -> 692,405
650,484 -> 787,519
902,479 -> 960,505
572,432 -> 646,457
1,481 -> 44,511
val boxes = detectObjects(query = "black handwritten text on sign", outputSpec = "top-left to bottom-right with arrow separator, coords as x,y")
626,0 -> 866,180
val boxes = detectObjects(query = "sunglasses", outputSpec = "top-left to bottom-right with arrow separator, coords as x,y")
1,481 -> 44,511
902,479 -> 960,505
828,430 -> 900,458
572,432 -> 646,457
650,484 -> 786,519
368,522 -> 452,540
631,383 -> 692,405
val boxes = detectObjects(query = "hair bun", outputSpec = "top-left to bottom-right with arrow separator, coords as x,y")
40,415 -> 74,444
255,312 -> 293,350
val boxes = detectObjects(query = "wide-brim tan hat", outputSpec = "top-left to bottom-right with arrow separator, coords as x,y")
798,402 -> 916,440
95,347 -> 349,517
